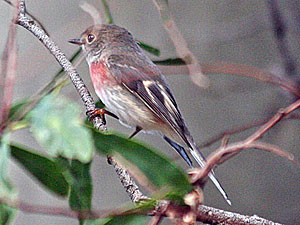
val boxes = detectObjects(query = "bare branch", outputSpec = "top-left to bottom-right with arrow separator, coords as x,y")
80,1 -> 103,24
148,215 -> 163,225
198,114 -> 300,149
3,0 -> 50,36
245,99 -> 300,143
159,61 -> 300,97
0,197 -> 98,219
0,0 -> 19,135
247,141 -> 297,164
152,0 -> 209,88
107,156 -> 149,203
196,205 -> 282,225
16,0 -> 106,131
267,0 -> 299,81
190,99 -> 300,184
0,197 -> 282,225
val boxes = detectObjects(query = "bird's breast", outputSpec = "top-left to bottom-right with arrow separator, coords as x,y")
89,61 -> 116,91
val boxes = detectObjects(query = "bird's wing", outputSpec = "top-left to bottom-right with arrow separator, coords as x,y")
107,55 -> 231,204
107,54 -> 191,147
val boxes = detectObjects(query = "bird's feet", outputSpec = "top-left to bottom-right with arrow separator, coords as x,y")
86,108 -> 119,125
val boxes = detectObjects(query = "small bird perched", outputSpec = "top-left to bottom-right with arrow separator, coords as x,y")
69,24 -> 230,205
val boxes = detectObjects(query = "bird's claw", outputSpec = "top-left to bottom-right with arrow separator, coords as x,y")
86,108 -> 119,125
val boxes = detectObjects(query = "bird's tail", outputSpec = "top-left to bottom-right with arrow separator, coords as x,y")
188,139 -> 231,205
163,134 -> 231,205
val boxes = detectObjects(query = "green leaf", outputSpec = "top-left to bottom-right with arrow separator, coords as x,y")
86,215 -> 147,225
153,57 -> 186,66
28,94 -> 94,163
101,0 -> 114,24
0,134 -> 17,225
91,130 -> 192,199
8,100 -> 28,119
95,100 -> 105,109
85,197 -> 153,225
69,160 -> 92,224
0,204 -> 15,225
10,143 -> 69,197
55,158 -> 92,224
137,41 -> 160,56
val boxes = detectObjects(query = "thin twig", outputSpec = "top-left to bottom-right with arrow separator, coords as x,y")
0,197 -> 282,225
267,0 -> 299,81
152,0 -> 209,88
3,0 -> 50,36
0,197 -> 99,219
80,1 -> 103,24
107,156 -> 149,203
0,0 -> 19,135
159,61 -> 300,97
195,205 -> 282,225
191,140 -> 297,185
191,99 -> 300,184
148,215 -> 163,225
245,98 -> 300,143
198,114 -> 300,149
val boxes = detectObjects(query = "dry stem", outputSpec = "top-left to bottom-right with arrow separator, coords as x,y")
191,99 -> 300,184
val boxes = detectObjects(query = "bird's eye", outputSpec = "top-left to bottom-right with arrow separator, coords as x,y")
87,34 -> 95,44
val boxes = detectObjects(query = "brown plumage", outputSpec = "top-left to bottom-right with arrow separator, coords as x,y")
69,24 -> 231,204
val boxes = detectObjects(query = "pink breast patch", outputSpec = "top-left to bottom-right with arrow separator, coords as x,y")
89,61 -> 110,91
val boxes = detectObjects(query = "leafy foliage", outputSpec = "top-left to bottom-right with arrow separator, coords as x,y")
1,0 -> 192,220
68,160 -> 92,212
0,135 -> 17,225
137,41 -> 160,57
10,144 -> 69,197
153,57 -> 186,65
91,129 -> 192,200
50,157 -> 93,225
27,94 -> 94,163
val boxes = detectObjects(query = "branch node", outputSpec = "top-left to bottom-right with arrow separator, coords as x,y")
28,20 -> 35,25
18,0 -> 26,17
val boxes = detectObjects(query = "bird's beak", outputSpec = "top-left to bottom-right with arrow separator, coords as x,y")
68,38 -> 84,45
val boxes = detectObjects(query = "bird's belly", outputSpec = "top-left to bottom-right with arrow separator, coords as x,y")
96,86 -> 161,130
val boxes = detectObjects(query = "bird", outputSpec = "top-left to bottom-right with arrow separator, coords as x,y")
69,24 -> 231,205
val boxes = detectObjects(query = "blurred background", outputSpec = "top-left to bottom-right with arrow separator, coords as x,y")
1,0 -> 299,224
